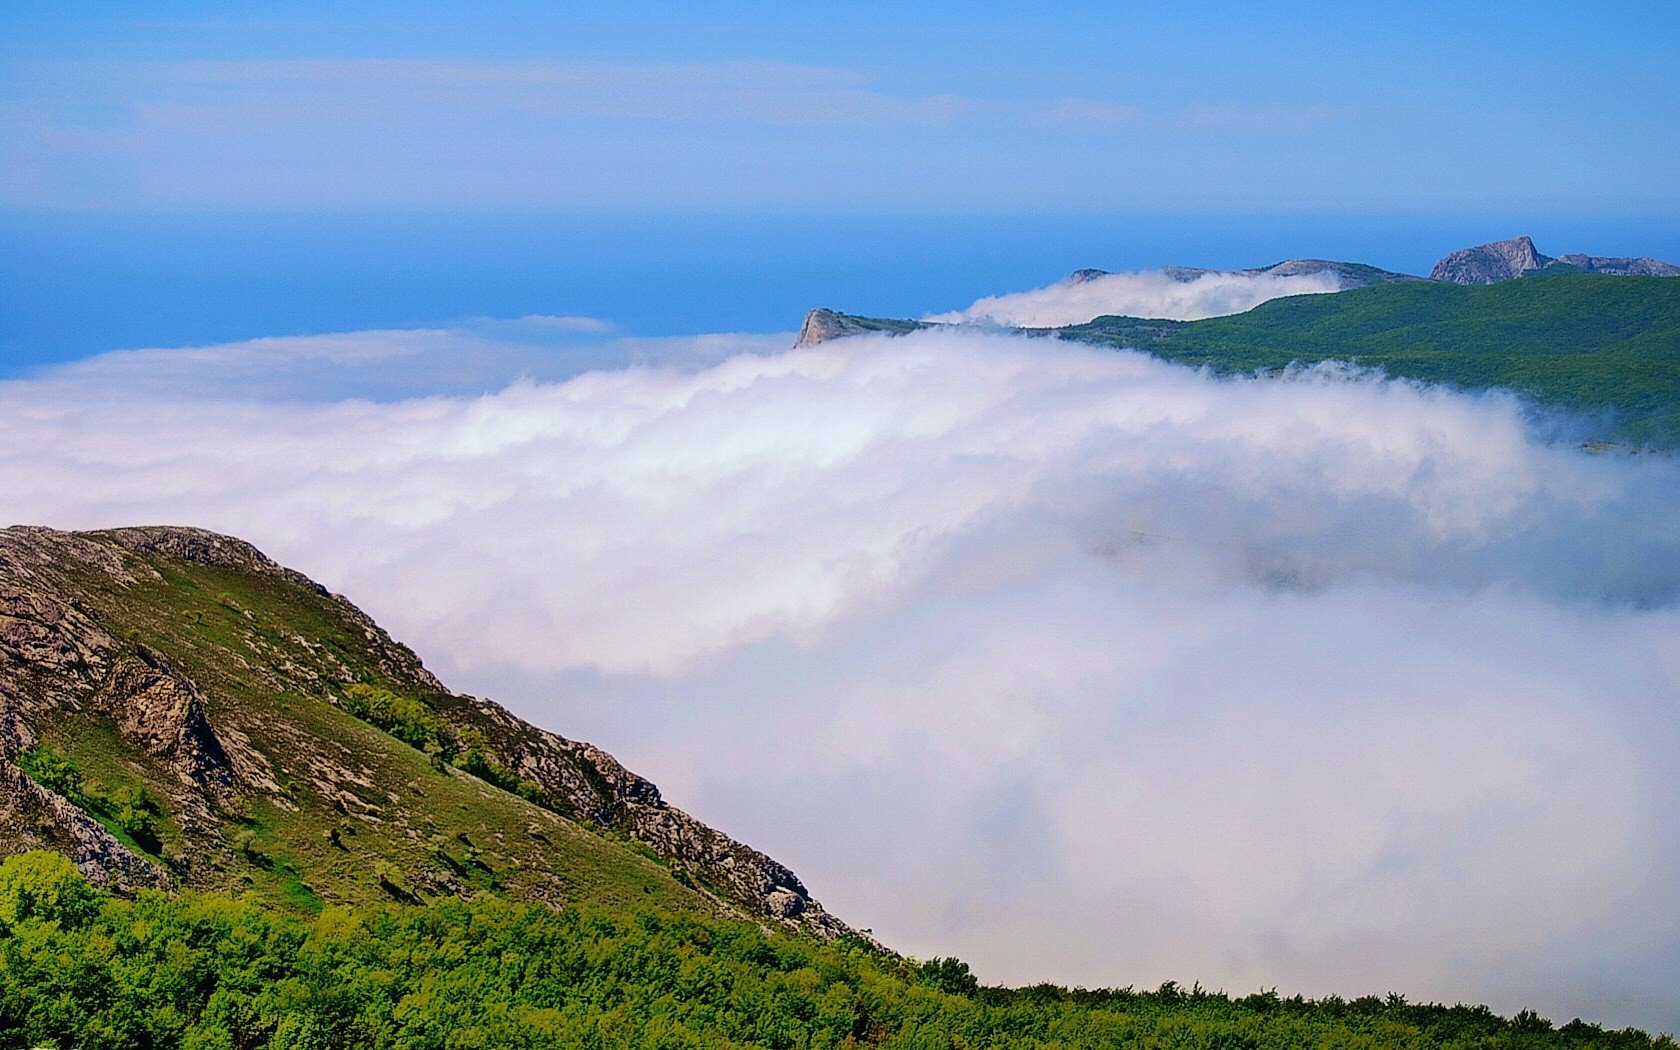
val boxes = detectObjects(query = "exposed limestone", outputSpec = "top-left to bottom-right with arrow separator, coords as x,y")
0,760 -> 170,889
794,308 -> 933,348
1430,236 -> 1680,284
1429,236 -> 1552,284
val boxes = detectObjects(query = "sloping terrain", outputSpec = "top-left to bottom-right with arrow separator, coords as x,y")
0,525 -> 846,935
1056,273 -> 1680,445
1430,236 -> 1680,284
798,272 -> 1680,446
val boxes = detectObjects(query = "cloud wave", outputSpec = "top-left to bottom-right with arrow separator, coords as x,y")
928,269 -> 1346,326
1,326 -> 1676,1030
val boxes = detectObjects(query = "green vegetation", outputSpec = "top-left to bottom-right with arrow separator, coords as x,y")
0,853 -> 1667,1050
18,744 -> 166,854
339,683 -> 547,807
1053,273 -> 1680,445
9,548 -> 716,918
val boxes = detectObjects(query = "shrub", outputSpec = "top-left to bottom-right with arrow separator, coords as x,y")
0,850 -> 103,929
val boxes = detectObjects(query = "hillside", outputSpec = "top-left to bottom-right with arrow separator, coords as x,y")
0,525 -> 846,935
799,272 -> 1680,447
1056,273 -> 1680,445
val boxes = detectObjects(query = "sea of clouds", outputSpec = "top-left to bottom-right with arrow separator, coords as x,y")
2,321 -> 1677,1030
926,267 -> 1346,326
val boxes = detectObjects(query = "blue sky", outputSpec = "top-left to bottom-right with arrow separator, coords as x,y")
2,3 -> 1678,361
5,1 -> 1678,214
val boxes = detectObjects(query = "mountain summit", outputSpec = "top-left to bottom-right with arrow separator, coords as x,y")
1430,236 -> 1680,284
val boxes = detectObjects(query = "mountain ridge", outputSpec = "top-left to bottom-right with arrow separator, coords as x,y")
1430,236 -> 1680,284
0,524 -> 849,936
790,273 -> 1680,447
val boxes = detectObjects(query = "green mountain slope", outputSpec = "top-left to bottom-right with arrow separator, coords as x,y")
0,526 -> 845,934
802,274 -> 1680,446
1055,274 -> 1680,445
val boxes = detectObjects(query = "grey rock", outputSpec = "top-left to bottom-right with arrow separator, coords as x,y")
794,308 -> 932,348
1429,236 -> 1553,283
1554,253 -> 1680,277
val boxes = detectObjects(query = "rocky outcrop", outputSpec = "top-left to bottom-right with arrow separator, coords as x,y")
1430,237 -> 1680,284
451,695 -> 850,936
794,309 -> 932,348
0,760 -> 169,889
1554,253 -> 1680,277
0,530 -> 253,797
1430,236 -> 1552,283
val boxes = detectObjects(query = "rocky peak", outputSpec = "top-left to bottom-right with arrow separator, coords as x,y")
793,309 -> 931,348
1430,236 -> 1553,284
795,309 -> 869,348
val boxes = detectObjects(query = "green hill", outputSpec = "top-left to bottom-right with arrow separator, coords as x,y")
0,525 -> 845,935
1053,274 -> 1680,446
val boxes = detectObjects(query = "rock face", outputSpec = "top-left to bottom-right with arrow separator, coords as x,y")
1430,237 -> 1680,284
459,696 -> 848,933
794,308 -> 931,348
0,525 -> 851,937
1430,236 -> 1553,284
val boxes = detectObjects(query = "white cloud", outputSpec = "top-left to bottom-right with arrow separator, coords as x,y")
24,317 -> 775,402
1,326 -> 1677,1030
927,268 -> 1347,326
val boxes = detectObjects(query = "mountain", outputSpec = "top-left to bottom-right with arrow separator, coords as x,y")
794,307 -> 931,347
0,525 -> 847,935
1064,259 -> 1420,289
1064,274 -> 1680,445
1157,258 -> 1423,287
792,273 -> 1680,447
1430,236 -> 1680,284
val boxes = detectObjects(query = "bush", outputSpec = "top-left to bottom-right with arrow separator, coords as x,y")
0,851 -> 103,929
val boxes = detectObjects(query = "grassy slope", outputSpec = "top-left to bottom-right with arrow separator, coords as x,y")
1054,274 -> 1680,445
20,549 -> 715,919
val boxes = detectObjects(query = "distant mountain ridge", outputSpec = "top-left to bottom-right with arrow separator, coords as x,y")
1430,235 -> 1680,284
792,272 -> 1680,447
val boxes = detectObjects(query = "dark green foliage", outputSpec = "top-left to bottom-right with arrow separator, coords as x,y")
1053,274 -> 1680,446
17,743 -> 83,800
0,853 -> 1668,1050
105,785 -> 164,854
17,745 -> 166,854
918,956 -> 979,996
340,684 -> 548,807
